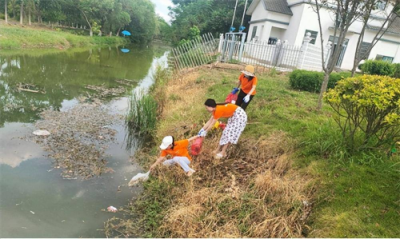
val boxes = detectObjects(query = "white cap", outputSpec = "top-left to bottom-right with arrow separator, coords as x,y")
160,136 -> 173,150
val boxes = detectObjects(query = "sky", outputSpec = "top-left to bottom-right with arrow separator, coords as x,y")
151,0 -> 174,23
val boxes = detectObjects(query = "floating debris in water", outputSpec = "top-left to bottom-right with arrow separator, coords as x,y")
114,79 -> 136,86
107,206 -> 118,213
17,83 -> 46,94
33,130 -> 51,136
33,100 -> 122,180
85,84 -> 126,98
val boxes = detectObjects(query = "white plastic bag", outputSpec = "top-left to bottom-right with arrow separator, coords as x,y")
33,130 -> 50,136
128,171 -> 150,186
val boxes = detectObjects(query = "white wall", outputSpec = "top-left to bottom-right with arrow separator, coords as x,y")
270,27 -> 285,40
282,4 -> 305,44
250,0 -> 269,21
287,3 -> 400,69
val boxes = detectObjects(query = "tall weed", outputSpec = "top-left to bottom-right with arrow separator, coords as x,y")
125,91 -> 158,148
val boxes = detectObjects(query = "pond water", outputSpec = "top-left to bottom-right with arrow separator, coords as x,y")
0,45 -> 168,237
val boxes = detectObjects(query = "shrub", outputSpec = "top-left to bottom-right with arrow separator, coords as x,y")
289,69 -> 351,93
393,63 -> 400,78
324,75 -> 400,152
360,60 -> 395,76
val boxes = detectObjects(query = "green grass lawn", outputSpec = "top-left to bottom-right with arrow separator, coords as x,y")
0,25 -> 128,49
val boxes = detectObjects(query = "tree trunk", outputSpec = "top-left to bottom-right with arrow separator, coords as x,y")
317,73 -> 330,110
90,29 -> 93,37
37,7 -> 42,23
5,0 -> 8,23
116,27 -> 121,36
20,0 -> 24,25
28,8 -> 31,25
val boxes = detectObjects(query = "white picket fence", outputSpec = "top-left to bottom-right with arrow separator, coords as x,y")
169,32 -> 331,73
218,32 -> 331,72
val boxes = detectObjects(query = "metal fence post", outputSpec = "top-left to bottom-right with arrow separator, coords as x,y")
238,33 -> 246,62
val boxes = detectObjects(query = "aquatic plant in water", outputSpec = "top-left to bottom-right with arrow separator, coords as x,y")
125,92 -> 158,149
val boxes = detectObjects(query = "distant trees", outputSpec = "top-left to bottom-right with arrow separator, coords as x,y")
168,0 -> 250,44
0,0 -> 162,43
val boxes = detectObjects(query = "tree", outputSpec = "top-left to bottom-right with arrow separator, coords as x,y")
313,0 -> 365,110
19,0 -> 23,24
351,1 -> 400,76
168,0 -> 251,44
154,15 -> 172,40
25,0 -> 35,25
4,0 -> 8,23
104,0 -> 130,36
123,0 -> 157,43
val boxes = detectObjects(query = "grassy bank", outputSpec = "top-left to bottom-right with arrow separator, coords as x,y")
0,25 -> 128,49
106,64 -> 399,237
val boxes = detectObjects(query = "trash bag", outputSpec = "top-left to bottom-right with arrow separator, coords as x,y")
225,92 -> 238,104
128,171 -> 150,186
191,137 -> 204,156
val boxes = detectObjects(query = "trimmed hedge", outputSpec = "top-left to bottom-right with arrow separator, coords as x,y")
393,63 -> 400,78
289,69 -> 351,93
360,60 -> 395,76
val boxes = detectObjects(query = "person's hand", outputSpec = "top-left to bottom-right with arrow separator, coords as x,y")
232,87 -> 239,94
149,164 -> 156,171
244,94 -> 250,103
198,128 -> 205,136
199,130 -> 207,137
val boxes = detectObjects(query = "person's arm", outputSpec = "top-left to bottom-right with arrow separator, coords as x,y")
188,135 -> 199,142
247,85 -> 256,96
149,156 -> 166,171
237,79 -> 241,88
202,115 -> 215,131
203,116 -> 217,132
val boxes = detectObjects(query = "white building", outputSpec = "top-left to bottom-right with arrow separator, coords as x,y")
246,0 -> 400,70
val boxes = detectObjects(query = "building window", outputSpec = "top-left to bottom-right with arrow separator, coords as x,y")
251,26 -> 258,41
304,30 -> 318,44
329,35 -> 349,67
376,54 -> 394,63
359,42 -> 371,59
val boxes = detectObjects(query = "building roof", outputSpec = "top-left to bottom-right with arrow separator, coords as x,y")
262,0 -> 293,15
247,0 -> 293,16
388,16 -> 400,34
367,16 -> 400,37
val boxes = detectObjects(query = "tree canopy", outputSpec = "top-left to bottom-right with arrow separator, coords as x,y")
0,0 -> 159,43
168,0 -> 251,44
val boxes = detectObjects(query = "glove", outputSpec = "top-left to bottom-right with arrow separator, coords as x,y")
198,129 -> 207,137
232,87 -> 239,94
200,130 -> 207,137
244,94 -> 250,103
198,128 -> 205,136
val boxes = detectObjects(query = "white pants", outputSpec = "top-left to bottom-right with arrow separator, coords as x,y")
163,156 -> 194,173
